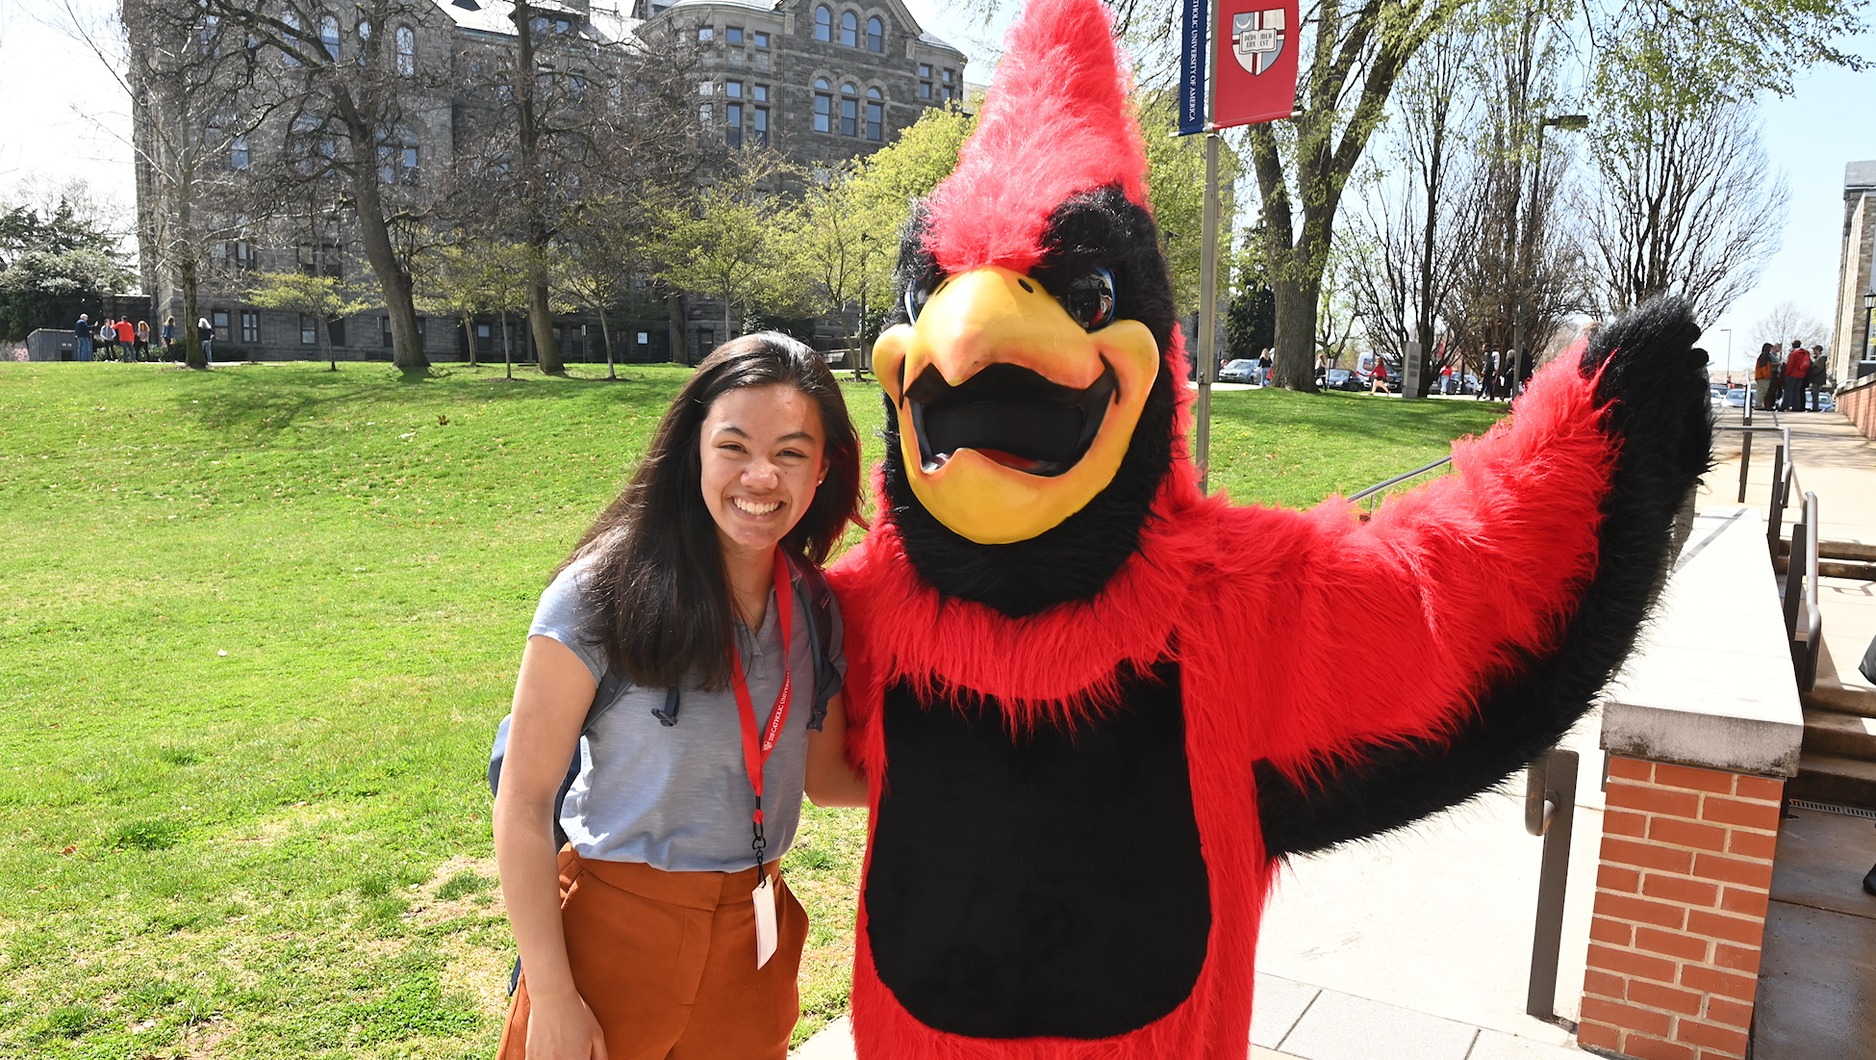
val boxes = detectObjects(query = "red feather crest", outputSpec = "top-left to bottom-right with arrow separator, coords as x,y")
922,0 -> 1149,276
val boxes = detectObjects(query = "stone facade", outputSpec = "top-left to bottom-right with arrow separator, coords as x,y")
132,0 -> 964,363
1831,162 -> 1876,389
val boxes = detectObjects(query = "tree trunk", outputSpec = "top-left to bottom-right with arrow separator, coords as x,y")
334,87 -> 427,373
598,312 -> 618,380
461,313 -> 478,368
529,280 -> 560,373
1272,275 -> 1320,383
501,307 -> 513,380
667,290 -> 689,365
180,254 -> 207,370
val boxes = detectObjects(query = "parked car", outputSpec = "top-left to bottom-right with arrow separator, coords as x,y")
1723,387 -> 1747,408
1324,368 -> 1362,392
1218,358 -> 1260,383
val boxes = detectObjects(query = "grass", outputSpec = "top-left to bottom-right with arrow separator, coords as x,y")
0,361 -> 1506,1056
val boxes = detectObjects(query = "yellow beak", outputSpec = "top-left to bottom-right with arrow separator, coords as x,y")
872,266 -> 1160,544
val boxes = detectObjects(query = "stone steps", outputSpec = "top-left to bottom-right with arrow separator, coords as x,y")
1786,751 -> 1876,811
1802,707 -> 1876,759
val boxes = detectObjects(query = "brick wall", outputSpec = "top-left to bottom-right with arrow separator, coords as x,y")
1578,756 -> 1784,1060
1838,375 -> 1876,441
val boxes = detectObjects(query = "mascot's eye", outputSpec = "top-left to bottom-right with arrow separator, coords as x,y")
905,279 -> 938,323
1059,267 -> 1116,331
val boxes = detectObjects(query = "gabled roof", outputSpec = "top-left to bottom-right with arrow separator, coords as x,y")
432,0 -> 644,46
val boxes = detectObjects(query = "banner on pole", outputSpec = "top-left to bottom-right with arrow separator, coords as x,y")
1176,0 -> 1209,135
1211,0 -> 1298,129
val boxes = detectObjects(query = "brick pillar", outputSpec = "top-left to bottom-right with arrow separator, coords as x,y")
1577,756 -> 1785,1060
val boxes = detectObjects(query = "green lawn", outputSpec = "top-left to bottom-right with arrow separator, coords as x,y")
0,362 -> 1506,1057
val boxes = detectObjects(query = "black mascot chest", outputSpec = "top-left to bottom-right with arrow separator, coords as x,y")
865,660 -> 1212,1039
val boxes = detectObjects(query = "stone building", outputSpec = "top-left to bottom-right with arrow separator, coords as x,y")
131,0 -> 965,364
1831,159 -> 1876,386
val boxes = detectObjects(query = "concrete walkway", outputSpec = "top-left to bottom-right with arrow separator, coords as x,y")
793,404 -> 1876,1060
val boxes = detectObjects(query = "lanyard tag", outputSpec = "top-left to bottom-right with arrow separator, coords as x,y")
752,874 -> 778,969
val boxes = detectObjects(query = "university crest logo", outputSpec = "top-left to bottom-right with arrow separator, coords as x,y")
1230,10 -> 1286,76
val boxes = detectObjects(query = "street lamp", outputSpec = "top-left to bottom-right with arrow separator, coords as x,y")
1510,114 -> 1590,397
855,232 -> 872,382
1718,327 -> 1732,385
1864,288 -> 1875,377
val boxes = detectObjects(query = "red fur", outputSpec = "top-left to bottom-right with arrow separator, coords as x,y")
829,354 -> 1618,1057
922,0 -> 1149,277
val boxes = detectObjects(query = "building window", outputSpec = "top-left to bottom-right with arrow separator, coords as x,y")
382,317 -> 394,348
394,25 -> 415,77
812,78 -> 831,133
866,15 -> 883,52
378,130 -> 420,185
700,103 -> 713,126
941,67 -> 956,101
726,103 -> 743,147
235,310 -> 257,343
224,239 -> 255,270
918,62 -> 932,99
726,25 -> 743,44
753,104 -> 769,146
300,315 -> 319,345
357,18 -> 372,61
319,15 -> 340,60
753,30 -> 769,47
211,310 -> 231,342
282,12 -> 301,65
298,242 -> 342,278
865,87 -> 883,141
839,82 -> 858,136
840,10 -> 858,47
230,135 -> 249,169
813,5 -> 831,41
697,25 -> 714,42
726,80 -> 743,99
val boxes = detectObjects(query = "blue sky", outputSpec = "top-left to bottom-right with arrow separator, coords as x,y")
3,0 -> 1869,362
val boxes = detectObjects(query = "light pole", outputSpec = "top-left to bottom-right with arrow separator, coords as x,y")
1863,288 -> 1875,379
855,232 -> 871,381
1719,327 -> 1732,385
1510,114 -> 1589,398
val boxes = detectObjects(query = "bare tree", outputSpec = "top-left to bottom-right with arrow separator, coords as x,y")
1751,300 -> 1832,354
448,5 -> 712,373
1346,19 -> 1482,395
1584,98 -> 1785,324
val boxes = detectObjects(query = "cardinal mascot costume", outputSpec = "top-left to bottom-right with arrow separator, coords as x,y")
825,0 -> 1713,1055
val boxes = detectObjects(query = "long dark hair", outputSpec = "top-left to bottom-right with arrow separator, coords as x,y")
563,333 -> 862,691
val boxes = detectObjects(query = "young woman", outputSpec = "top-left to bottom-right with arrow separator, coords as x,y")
161,316 -> 176,360
494,333 -> 866,1060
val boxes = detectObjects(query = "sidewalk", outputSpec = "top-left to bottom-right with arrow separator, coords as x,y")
793,405 -> 1876,1060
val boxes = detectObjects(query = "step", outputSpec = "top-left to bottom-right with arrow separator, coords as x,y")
1772,555 -> 1876,580
1805,679 -> 1876,720
1778,537 -> 1876,563
1787,751 -> 1876,811
1801,708 -> 1876,760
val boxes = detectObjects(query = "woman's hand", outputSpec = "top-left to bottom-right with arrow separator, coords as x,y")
525,985 -> 610,1060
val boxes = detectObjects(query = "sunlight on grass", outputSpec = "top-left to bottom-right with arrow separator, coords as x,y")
0,362 -> 1503,1056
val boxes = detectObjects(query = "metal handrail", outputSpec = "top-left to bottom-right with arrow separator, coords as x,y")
1788,490 -> 1822,692
1347,456 -> 1452,504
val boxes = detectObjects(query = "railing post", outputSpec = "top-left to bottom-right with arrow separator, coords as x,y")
1524,748 -> 1577,1020
1736,431 -> 1752,503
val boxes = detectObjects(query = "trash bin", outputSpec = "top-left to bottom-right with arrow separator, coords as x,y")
60,344 -> 74,361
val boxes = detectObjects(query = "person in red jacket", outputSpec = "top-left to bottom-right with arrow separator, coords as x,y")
115,318 -> 137,362
1782,341 -> 1811,412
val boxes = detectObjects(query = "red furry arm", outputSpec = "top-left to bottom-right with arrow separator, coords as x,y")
1248,357 -> 1614,774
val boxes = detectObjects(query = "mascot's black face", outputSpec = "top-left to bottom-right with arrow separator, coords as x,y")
875,185 -> 1180,617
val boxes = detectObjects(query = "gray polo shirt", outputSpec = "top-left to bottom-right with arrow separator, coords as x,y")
529,559 -> 845,872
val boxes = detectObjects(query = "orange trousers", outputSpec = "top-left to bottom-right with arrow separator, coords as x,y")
497,849 -> 808,1060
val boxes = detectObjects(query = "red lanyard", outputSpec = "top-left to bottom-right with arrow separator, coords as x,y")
730,550 -> 794,874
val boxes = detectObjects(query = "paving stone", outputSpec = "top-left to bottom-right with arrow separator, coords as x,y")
1276,989 -> 1479,1060
1464,1028 -> 1589,1059
1250,974 -> 1321,1049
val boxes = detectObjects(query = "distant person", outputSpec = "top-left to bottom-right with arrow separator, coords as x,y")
98,318 -> 118,361
1257,349 -> 1272,387
1807,345 -> 1829,411
116,318 -> 137,362
197,317 -> 215,361
1753,343 -> 1774,411
1479,351 -> 1498,400
161,316 -> 176,360
73,313 -> 93,361
1369,358 -> 1390,394
1781,341 -> 1811,412
135,320 -> 151,361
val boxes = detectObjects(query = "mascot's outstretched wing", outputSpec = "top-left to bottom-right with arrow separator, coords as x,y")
1252,301 -> 1711,858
